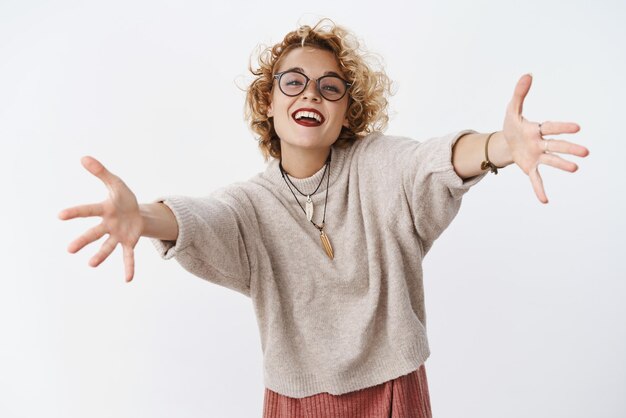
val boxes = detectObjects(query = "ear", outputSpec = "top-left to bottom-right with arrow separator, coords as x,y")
342,103 -> 350,128
267,101 -> 273,118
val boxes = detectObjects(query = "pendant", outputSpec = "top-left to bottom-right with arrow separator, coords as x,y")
319,229 -> 334,260
305,195 -> 314,222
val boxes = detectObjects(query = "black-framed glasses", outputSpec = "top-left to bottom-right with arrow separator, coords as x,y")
273,70 -> 352,101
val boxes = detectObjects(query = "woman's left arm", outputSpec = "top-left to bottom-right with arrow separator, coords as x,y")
451,73 -> 590,203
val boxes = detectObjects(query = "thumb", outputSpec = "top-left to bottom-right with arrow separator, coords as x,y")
509,73 -> 533,116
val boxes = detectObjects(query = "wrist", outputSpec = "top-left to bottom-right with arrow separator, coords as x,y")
138,202 -> 178,241
138,203 -> 149,237
488,131 -> 514,168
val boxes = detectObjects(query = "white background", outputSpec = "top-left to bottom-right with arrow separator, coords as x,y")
1,0 -> 624,417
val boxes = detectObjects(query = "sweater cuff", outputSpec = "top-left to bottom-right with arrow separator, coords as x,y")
149,196 -> 196,260
433,129 -> 488,198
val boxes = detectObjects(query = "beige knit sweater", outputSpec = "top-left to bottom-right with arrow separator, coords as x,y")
150,130 -> 486,398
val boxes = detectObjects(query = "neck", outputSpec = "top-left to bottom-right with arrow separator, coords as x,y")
279,144 -> 331,179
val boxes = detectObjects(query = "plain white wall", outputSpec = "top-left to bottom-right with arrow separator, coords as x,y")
1,0 -> 624,417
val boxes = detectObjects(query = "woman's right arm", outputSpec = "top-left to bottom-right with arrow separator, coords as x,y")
58,156 -> 179,283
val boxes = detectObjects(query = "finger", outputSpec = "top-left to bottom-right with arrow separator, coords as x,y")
542,139 -> 590,157
508,73 -> 533,116
529,166 -> 549,204
539,153 -> 578,173
122,244 -> 135,283
58,203 -> 104,220
80,156 -> 120,189
68,223 -> 107,253
89,235 -> 117,267
537,121 -> 580,135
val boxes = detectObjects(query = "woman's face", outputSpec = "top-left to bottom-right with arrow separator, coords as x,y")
267,47 -> 349,155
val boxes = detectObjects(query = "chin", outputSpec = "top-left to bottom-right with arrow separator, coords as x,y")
284,142 -> 323,151
281,134 -> 332,150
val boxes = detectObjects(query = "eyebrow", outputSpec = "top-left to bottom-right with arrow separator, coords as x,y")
284,67 -> 343,78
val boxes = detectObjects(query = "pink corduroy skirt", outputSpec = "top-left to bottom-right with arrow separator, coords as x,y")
262,364 -> 432,418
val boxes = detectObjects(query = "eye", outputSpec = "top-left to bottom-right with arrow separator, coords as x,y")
322,85 -> 340,93
281,72 -> 306,87
320,77 -> 344,94
285,79 -> 304,86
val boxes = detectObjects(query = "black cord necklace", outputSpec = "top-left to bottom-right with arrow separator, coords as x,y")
279,151 -> 334,259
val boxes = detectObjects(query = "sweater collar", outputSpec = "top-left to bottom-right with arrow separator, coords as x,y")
263,143 -> 348,194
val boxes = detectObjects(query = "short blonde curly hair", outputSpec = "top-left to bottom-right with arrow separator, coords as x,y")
245,19 -> 392,161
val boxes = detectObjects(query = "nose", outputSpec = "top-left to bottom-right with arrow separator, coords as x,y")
301,80 -> 321,102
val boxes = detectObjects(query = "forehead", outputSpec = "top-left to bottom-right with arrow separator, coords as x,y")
276,47 -> 344,77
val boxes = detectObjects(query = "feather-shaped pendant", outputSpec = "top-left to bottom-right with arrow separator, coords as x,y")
305,195 -> 314,222
319,229 -> 334,260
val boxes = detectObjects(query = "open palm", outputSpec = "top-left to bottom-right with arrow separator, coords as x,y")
58,156 -> 143,282
502,74 -> 590,203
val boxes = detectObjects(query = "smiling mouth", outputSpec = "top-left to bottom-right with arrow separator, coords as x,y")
292,109 -> 325,127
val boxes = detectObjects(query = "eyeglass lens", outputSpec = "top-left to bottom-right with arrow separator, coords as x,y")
279,71 -> 347,101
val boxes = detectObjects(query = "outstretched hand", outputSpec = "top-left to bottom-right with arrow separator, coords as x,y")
58,157 -> 144,282
502,74 -> 589,203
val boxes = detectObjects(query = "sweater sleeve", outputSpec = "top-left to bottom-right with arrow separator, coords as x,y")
378,130 -> 487,255
149,187 -> 253,297
407,130 -> 487,253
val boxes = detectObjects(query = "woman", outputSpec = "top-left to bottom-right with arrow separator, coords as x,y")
58,20 -> 589,418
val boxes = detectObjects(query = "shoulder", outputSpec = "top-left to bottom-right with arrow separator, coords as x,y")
360,131 -> 421,151
212,179 -> 261,205
352,132 -> 423,165
210,168 -> 282,214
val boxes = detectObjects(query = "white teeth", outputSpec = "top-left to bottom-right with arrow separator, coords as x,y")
294,111 -> 322,123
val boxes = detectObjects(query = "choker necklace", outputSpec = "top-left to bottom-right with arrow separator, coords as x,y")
279,151 -> 334,260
